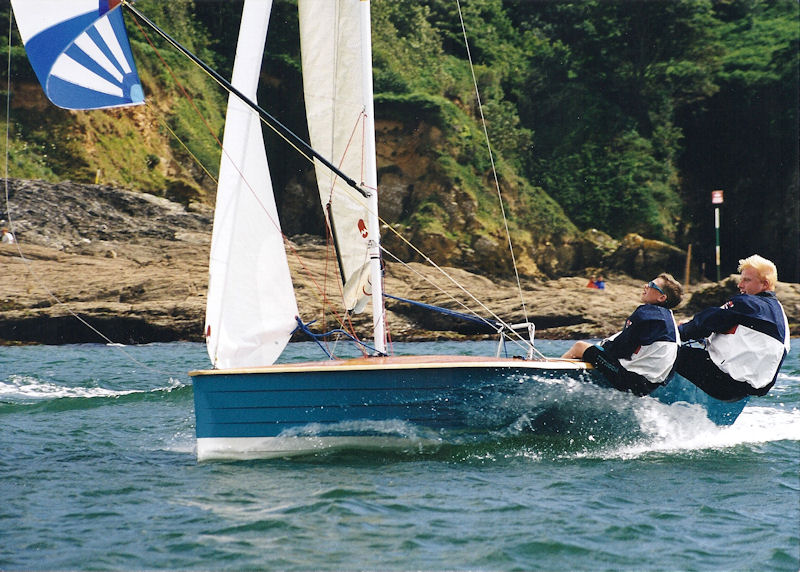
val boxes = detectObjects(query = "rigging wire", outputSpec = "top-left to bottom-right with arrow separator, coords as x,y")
129,1 -> 537,356
127,0 -> 390,357
145,100 -> 218,186
128,5 -> 368,355
454,0 -> 530,325
380,239 -> 546,359
122,0 -> 369,199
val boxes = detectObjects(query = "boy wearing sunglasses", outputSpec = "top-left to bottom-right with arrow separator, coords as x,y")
676,254 -> 790,401
561,273 -> 683,396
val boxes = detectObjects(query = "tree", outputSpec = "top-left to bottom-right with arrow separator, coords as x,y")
506,0 -> 723,241
677,0 -> 799,281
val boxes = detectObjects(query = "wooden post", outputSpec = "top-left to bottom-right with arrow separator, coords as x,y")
684,243 -> 692,293
714,207 -> 721,282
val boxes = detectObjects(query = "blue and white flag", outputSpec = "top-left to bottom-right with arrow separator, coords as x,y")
11,0 -> 144,110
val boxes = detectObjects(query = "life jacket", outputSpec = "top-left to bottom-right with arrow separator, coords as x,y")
707,294 -> 790,389
604,305 -> 680,384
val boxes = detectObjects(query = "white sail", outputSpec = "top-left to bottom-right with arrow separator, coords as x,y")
204,0 -> 298,369
298,0 -> 376,314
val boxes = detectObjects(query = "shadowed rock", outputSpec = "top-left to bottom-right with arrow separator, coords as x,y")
2,178 -> 797,346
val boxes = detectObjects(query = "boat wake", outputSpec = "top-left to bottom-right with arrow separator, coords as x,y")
247,372 -> 799,462
515,373 -> 800,461
604,403 -> 800,458
0,374 -> 189,412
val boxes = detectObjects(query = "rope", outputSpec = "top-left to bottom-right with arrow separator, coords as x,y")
291,317 -> 383,357
379,226 -> 536,348
145,101 -> 218,185
129,6 -> 371,350
380,244 -> 546,359
130,2 -> 540,359
129,2 -> 525,357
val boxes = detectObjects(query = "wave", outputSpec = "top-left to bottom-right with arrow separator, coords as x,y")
0,374 -> 191,413
586,402 -> 800,460
778,371 -> 800,381
244,375 -> 800,464
515,376 -> 800,460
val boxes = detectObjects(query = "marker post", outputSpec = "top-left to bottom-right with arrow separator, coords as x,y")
711,190 -> 724,282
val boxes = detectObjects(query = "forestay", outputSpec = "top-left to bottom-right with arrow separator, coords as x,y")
204,0 -> 299,369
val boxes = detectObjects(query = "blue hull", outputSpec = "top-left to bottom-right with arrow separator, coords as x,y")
650,373 -> 748,425
190,356 -> 747,459
192,359 -> 587,436
190,356 -> 592,459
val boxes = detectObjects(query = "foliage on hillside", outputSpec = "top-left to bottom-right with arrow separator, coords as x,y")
507,0 -> 797,280
677,0 -> 799,281
370,1 -> 578,256
0,0 -> 226,204
0,0 -> 797,279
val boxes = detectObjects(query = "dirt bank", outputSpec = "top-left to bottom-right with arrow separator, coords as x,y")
2,179 -> 797,345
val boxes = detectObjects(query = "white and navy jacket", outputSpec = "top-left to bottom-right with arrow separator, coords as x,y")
679,291 -> 790,393
602,304 -> 680,384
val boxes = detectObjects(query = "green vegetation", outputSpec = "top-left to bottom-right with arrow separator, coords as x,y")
0,0 -> 226,202
677,0 -> 799,281
0,0 -> 796,279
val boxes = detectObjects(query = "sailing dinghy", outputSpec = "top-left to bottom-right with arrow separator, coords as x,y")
10,0 -> 747,461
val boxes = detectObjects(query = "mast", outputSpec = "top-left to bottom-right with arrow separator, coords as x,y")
360,0 -> 386,354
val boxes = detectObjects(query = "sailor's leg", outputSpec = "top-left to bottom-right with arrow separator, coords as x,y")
583,345 -> 660,396
675,346 -> 749,402
561,340 -> 593,359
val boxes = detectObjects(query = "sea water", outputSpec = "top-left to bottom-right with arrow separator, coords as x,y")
1,340 -> 798,571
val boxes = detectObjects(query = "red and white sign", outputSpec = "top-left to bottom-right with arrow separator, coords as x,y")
711,190 -> 724,204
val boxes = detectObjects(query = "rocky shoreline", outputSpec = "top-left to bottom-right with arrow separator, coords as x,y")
2,179 -> 798,346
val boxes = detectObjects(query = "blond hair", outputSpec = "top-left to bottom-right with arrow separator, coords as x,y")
738,254 -> 778,290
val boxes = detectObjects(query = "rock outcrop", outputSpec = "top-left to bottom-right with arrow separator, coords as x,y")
2,179 -> 797,345
606,233 -> 688,281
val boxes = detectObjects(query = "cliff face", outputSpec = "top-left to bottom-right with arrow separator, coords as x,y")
0,179 -> 212,344
2,179 -> 797,346
3,1 -> 797,283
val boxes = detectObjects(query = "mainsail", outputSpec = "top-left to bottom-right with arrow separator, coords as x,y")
204,0 -> 299,369
298,0 -> 377,314
10,0 -> 143,110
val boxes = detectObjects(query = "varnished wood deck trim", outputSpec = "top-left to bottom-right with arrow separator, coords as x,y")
190,355 -> 592,376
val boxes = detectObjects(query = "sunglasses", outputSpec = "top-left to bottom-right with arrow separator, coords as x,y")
647,281 -> 666,296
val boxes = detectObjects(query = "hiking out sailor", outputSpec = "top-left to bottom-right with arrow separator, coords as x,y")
676,254 -> 790,401
561,273 -> 683,396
